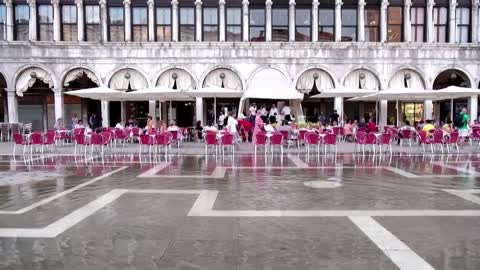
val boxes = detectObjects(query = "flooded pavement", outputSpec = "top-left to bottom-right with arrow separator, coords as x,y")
0,153 -> 479,270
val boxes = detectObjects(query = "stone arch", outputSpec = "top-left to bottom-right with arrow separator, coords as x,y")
61,66 -> 103,88
201,67 -> 244,90
294,67 -> 336,94
106,67 -> 150,90
156,67 -> 196,90
0,72 -> 7,89
432,68 -> 472,89
13,65 -> 57,96
342,67 -> 381,91
388,68 -> 426,89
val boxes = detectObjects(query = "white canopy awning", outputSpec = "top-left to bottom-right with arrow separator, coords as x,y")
310,86 -> 376,98
125,86 -> 192,101
434,86 -> 480,100
185,86 -> 243,98
349,87 -> 437,101
242,68 -> 303,100
64,86 -> 127,101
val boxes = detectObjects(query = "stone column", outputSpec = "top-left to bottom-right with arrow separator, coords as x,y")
289,0 -> 295,41
334,0 -> 342,42
101,100 -> 110,127
379,100 -> 388,127
158,101 -> 162,120
472,0 -> 479,43
448,0 -> 457,43
7,91 -> 18,123
242,0 -> 249,41
149,100 -> 156,126
334,97 -> 343,123
196,97 -> 204,124
219,0 -> 226,41
424,99 -> 433,120
380,0 -> 388,42
265,0 -> 272,41
76,0 -> 85,41
195,0 -> 202,41
312,0 -> 319,42
124,0 -> 131,41
52,0 -> 61,41
171,0 -> 178,41
427,0 -> 434,42
120,101 -> 126,124
100,0 -> 108,41
5,0 -> 13,41
469,95 -> 478,123
403,0 -> 412,42
54,90 -> 64,121
358,0 -> 365,42
148,0 -> 155,41
27,0 -> 37,41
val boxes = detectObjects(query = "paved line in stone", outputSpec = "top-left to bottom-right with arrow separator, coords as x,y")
138,165 -> 227,179
0,166 -> 128,215
136,163 -> 171,177
433,162 -> 480,175
443,189 -> 480,205
287,154 -> 309,168
349,216 -> 435,270
383,167 -> 419,178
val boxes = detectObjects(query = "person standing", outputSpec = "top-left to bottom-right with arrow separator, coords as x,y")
269,104 -> 278,124
458,108 -> 470,138
88,113 -> 97,129
146,116 -> 153,134
218,111 -> 225,129
281,104 -> 292,122
252,111 -> 264,143
330,110 -> 339,125
226,112 -> 238,140
71,113 -> 79,128
318,112 -> 326,126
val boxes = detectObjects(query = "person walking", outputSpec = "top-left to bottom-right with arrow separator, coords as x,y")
218,112 -> 225,129
458,108 -> 470,138
252,111 -> 264,143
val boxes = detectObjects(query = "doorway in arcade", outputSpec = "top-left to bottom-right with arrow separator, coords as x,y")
203,98 -> 239,126
161,101 -> 195,127
302,99 -> 377,124
17,80 -> 54,131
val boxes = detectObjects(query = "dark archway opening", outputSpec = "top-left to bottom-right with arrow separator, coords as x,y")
18,80 -> 53,131
433,69 -> 471,122
0,74 -> 7,122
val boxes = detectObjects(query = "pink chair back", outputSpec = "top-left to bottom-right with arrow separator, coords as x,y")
221,133 -> 235,145
279,130 -> 289,141
170,130 -> 179,140
357,127 -> 367,133
13,133 -> 25,145
155,133 -> 171,146
417,130 -> 429,144
30,132 -> 43,145
378,133 -> 392,145
131,128 -> 141,137
298,130 -> 307,141
446,132 -> 459,143
471,128 -> 480,140
254,133 -> 267,145
360,133 -> 376,144
323,134 -> 337,145
355,131 -> 366,143
139,134 -> 152,145
73,128 -> 85,136
332,127 -> 342,136
44,131 -> 55,144
115,129 -> 126,139
90,133 -> 102,145
401,129 -> 412,139
270,133 -> 283,145
432,130 -> 444,143
205,132 -> 218,145
75,134 -> 86,145
101,131 -> 112,144
305,132 -> 319,145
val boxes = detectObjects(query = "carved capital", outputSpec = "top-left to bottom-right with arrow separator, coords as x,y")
358,0 -> 366,7
265,0 -> 273,7
449,0 -> 458,7
123,0 -> 131,6
194,0 -> 202,6
74,0 -> 83,7
242,0 -> 249,6
404,0 -> 412,7
26,0 -> 36,8
219,0 -> 226,5
99,0 -> 107,7
335,0 -> 343,8
3,0 -> 13,7
473,0 -> 479,6
427,0 -> 435,7
147,0 -> 154,7
289,0 -> 295,6
171,0 -> 178,6
51,0 -> 60,6
381,0 -> 389,9
312,0 -> 319,7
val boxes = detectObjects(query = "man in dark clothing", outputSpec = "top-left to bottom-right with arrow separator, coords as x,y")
330,110 -> 339,124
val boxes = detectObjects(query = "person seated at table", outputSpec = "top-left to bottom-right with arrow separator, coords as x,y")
54,118 -> 65,130
115,119 -> 124,129
203,121 -> 218,133
278,121 -> 294,136
358,118 -> 367,129
471,120 -> 480,129
367,120 -> 377,133
397,120 -> 415,143
343,121 -> 354,142
168,120 -> 179,131
146,116 -> 153,134
238,115 -> 253,142
157,120 -> 167,133
442,120 -> 453,134
288,121 -> 297,130
75,120 -> 85,129
422,119 -> 435,133
264,119 -> 275,133
195,120 -> 203,140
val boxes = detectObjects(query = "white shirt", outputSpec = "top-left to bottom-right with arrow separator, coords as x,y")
227,117 -> 238,133
264,124 -> 275,133
218,115 -> 225,125
269,108 -> 278,116
115,123 -> 124,129
261,108 -> 268,116
249,106 -> 257,115
281,106 -> 291,116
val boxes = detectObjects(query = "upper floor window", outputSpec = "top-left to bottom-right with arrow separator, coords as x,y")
341,8 -> 357,41
272,8 -> 288,41
14,5 -> 29,41
387,6 -> 402,41
249,7 -> 265,41
132,7 -> 148,41
319,8 -> 334,41
109,6 -> 124,41
364,8 -> 380,41
179,7 -> 194,41
226,7 -> 241,41
156,7 -> 171,41
410,7 -> 425,42
456,7 -> 470,43
433,7 -> 447,42
62,5 -> 77,41
295,8 -> 311,41
0,4 -> 6,40
85,5 -> 101,41
38,5 -> 53,41
203,7 -> 218,41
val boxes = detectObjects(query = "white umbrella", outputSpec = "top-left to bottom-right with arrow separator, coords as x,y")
434,86 -> 480,121
309,86 -> 376,98
64,86 -> 127,101
185,86 -> 243,122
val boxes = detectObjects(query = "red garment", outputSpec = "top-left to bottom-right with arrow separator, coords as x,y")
367,122 -> 376,131
238,120 -> 252,132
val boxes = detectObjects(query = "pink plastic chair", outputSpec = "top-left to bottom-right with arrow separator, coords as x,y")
12,133 -> 30,155
170,130 -> 180,147
114,129 -> 128,147
357,133 -> 376,154
43,131 -> 56,152
220,133 -> 235,155
30,132 -> 44,154
279,130 -> 290,147
154,133 -> 171,155
444,131 -> 459,153
431,130 -> 445,153
297,130 -> 307,147
417,130 -> 432,153
90,133 -> 107,155
56,129 -> 69,145
269,132 -> 283,155
205,132 -> 218,155
139,134 -> 154,154
74,134 -> 89,155
131,127 -> 141,143
254,133 -> 268,155
124,127 -> 132,142
400,129 -> 413,147
322,133 -> 337,154
377,133 -> 392,154
305,132 -> 320,155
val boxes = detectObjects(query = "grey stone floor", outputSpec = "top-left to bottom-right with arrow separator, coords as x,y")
0,153 -> 479,270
